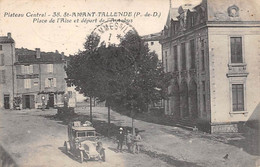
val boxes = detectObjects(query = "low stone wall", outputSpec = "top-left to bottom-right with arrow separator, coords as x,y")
211,123 -> 238,133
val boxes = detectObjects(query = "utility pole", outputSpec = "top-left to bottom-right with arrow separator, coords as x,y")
90,96 -> 93,123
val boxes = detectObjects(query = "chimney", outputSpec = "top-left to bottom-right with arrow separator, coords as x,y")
7,32 -> 11,39
36,48 -> 40,58
55,50 -> 59,54
61,52 -> 65,61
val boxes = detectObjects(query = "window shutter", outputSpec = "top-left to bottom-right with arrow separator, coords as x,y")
24,79 -> 26,88
28,79 -> 31,88
29,65 -> 33,73
53,78 -> 56,87
0,54 -> 4,66
0,70 -> 2,83
2,70 -> 5,84
45,78 -> 48,87
21,65 -> 25,74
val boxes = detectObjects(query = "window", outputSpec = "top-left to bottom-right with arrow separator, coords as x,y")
45,78 -> 56,87
232,84 -> 244,111
165,51 -> 168,72
47,64 -> 53,73
0,45 -> 2,50
151,42 -> 154,45
77,132 -> 86,137
87,131 -> 95,136
203,94 -> 206,112
0,54 -> 4,66
24,79 -> 31,88
0,70 -> 5,84
190,39 -> 196,69
202,81 -> 205,91
22,65 -> 33,74
201,50 -> 205,71
174,45 -> 178,71
230,37 -> 242,63
201,39 -> 204,48
181,43 -> 186,70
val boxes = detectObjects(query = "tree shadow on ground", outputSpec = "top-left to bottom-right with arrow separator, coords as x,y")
58,146 -> 81,163
44,113 -> 202,167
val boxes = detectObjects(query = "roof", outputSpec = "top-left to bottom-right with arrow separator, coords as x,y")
15,48 -> 65,64
0,36 -> 15,43
141,32 -> 162,41
166,8 -> 179,27
72,126 -> 96,131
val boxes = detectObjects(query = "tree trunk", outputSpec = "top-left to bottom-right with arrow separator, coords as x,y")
108,105 -> 111,124
131,109 -> 135,136
90,97 -> 93,123
107,105 -> 111,137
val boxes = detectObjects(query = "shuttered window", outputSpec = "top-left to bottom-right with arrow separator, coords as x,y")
0,54 -> 4,66
181,43 -> 186,70
164,51 -> 168,72
230,37 -> 243,63
45,78 -> 56,87
22,65 -> 33,74
47,64 -> 53,73
174,45 -> 178,71
232,84 -> 244,111
0,70 -> 5,84
190,39 -> 195,69
24,79 -> 31,88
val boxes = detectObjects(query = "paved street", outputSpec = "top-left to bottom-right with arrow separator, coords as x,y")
0,104 -> 259,167
75,104 -> 260,167
0,109 -> 171,167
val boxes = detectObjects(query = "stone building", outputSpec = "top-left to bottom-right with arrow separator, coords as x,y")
14,48 -> 68,109
0,33 -> 16,109
160,0 -> 260,132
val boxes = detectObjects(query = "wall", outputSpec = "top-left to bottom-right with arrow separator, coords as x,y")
0,42 -> 15,109
208,27 -> 260,124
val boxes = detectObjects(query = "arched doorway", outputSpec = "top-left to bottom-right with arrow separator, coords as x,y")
180,80 -> 189,118
189,80 -> 198,118
172,81 -> 180,118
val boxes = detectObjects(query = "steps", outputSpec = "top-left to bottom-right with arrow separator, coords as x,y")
175,118 -> 198,131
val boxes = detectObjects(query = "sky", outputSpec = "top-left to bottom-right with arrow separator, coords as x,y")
0,0 -> 201,55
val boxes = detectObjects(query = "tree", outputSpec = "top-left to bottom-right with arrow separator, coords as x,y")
65,31 -> 172,135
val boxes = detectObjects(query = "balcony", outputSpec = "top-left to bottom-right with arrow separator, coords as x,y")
16,74 -> 39,79
226,63 -> 248,78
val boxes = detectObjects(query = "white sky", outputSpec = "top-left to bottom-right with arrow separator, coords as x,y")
0,0 -> 201,55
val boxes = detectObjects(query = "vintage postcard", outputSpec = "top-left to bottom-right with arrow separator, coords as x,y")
0,0 -> 259,166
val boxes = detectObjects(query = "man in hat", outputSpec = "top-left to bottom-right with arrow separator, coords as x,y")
116,127 -> 124,152
126,130 -> 133,153
133,131 -> 142,154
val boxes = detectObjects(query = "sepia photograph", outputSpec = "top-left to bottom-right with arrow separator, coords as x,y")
0,0 -> 259,166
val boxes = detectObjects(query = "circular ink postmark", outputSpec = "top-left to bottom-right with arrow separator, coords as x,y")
86,19 -> 142,72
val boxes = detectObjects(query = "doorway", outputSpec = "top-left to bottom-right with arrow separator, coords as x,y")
25,95 -> 30,109
4,94 -> 10,109
49,94 -> 54,108
22,95 -> 35,109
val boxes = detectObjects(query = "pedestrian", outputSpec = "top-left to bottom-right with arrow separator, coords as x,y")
133,131 -> 142,154
116,127 -> 124,152
126,130 -> 133,153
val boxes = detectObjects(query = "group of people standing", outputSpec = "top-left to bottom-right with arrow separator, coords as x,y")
116,127 -> 142,154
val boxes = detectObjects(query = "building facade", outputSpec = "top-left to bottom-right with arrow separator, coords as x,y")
0,33 -> 16,109
160,0 -> 260,132
14,48 -> 68,109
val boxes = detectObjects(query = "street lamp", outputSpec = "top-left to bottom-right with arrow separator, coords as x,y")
41,95 -> 46,111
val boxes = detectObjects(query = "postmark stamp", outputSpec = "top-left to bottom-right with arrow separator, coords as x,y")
88,19 -> 142,72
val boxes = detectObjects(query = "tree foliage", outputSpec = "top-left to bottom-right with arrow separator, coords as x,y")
65,31 -> 172,115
